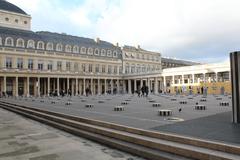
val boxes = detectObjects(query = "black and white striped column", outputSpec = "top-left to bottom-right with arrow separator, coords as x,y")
230,51 -> 240,123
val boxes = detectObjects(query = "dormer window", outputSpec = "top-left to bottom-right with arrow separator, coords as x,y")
113,51 -> 117,57
94,48 -> 99,55
65,45 -> 72,53
27,40 -> 35,49
46,43 -> 53,50
101,49 -> 106,56
88,48 -> 93,55
16,38 -> 24,48
107,50 -> 112,57
56,44 -> 62,51
5,37 -> 14,46
81,47 -> 86,54
37,41 -> 44,50
73,45 -> 79,53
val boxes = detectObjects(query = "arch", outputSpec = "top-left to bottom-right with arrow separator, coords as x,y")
88,47 -> 93,55
46,42 -> 53,50
16,38 -> 24,48
56,43 -> 63,51
5,37 -> 14,46
101,49 -> 106,56
94,48 -> 100,55
27,39 -> 35,49
37,41 -> 44,50
73,45 -> 79,53
80,47 -> 86,54
65,44 -> 72,53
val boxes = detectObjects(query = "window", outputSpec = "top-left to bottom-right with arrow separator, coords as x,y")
108,65 -> 112,74
16,38 -> 24,48
48,61 -> 53,71
65,45 -> 72,52
38,61 -> 43,70
15,19 -> 18,23
24,21 -> 27,24
17,58 -> 23,69
46,43 -> 53,50
82,64 -> 86,72
5,17 -> 9,21
94,48 -> 99,55
81,47 -> 86,54
119,66 -> 122,74
57,61 -> 62,71
88,48 -> 93,55
27,40 -> 35,49
73,46 -> 79,53
37,41 -> 44,50
5,37 -> 14,46
131,65 -> 135,73
6,57 -> 12,69
142,65 -> 146,72
56,44 -> 62,51
101,49 -> 106,56
95,64 -> 99,73
102,65 -> 105,73
114,66 -> 117,74
125,64 -> 129,74
66,62 -> 71,71
74,63 -> 78,72
89,64 -> 93,72
113,51 -> 117,57
28,59 -> 33,70
107,50 -> 112,57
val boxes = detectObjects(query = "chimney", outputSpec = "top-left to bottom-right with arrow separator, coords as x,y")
115,42 -> 119,47
136,45 -> 140,49
95,37 -> 100,43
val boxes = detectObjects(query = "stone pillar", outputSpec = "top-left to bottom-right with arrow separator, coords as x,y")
134,79 -> 137,92
71,79 -> 74,96
154,77 -> 158,94
47,77 -> 50,96
140,79 -> 143,87
83,78 -> 86,96
98,78 -> 100,95
44,78 -> 47,96
230,52 -> 240,123
163,76 -> 166,92
15,76 -> 18,97
76,78 -> 78,95
123,80 -> 126,94
67,78 -> 69,92
27,77 -> 30,97
128,79 -> 131,94
192,74 -> 195,83
172,75 -> 175,85
91,78 -> 93,95
57,77 -> 59,96
104,79 -> 107,94
182,75 -> 184,84
3,76 -> 6,93
111,79 -> 114,94
117,79 -> 120,94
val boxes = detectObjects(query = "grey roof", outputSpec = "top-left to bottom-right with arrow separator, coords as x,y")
162,57 -> 200,65
0,0 -> 27,15
0,26 -> 121,51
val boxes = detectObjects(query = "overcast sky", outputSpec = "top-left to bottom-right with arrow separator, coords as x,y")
8,0 -> 240,63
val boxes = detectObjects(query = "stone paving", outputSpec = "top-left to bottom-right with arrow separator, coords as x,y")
0,108 -> 144,160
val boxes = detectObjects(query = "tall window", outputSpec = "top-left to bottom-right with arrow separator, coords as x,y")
6,57 -> 12,69
17,58 -> 23,69
114,66 -> 117,74
102,65 -> 105,73
48,61 -> 53,71
89,64 -> 92,72
57,61 -> 62,71
119,66 -> 122,74
82,64 -> 86,72
95,64 -> 99,73
38,61 -> 43,70
66,62 -> 71,71
74,63 -> 78,72
28,59 -> 33,70
108,65 -> 112,74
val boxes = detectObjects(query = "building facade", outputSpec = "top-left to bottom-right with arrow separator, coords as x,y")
0,0 -> 231,97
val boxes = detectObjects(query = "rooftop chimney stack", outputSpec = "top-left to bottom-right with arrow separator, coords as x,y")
95,37 -> 100,43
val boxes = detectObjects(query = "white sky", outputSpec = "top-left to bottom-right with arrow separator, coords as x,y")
8,0 -> 240,63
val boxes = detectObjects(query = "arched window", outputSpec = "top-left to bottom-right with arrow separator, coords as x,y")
101,49 -> 106,56
5,37 -> 14,46
94,48 -> 99,55
46,43 -> 53,50
107,50 -> 112,57
56,43 -> 62,51
16,38 -> 24,48
27,40 -> 35,49
88,47 -> 93,55
113,51 -> 117,57
80,47 -> 86,54
73,45 -> 79,53
65,45 -> 72,52
37,41 -> 44,50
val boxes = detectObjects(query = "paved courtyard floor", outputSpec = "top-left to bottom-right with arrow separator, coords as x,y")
0,108 -> 144,160
1,93 -> 238,145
